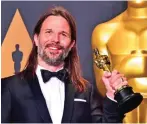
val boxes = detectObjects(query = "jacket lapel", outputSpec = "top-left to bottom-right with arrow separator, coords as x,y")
27,74 -> 52,123
62,81 -> 75,123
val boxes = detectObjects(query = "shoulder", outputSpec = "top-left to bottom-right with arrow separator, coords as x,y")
2,72 -> 24,84
92,23 -> 117,47
1,71 -> 28,92
91,11 -> 125,48
92,11 -> 125,36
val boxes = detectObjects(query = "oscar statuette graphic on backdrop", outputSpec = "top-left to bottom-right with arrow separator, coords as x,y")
2,9 -> 33,78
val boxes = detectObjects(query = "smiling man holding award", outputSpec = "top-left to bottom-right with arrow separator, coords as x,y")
2,6 -> 131,123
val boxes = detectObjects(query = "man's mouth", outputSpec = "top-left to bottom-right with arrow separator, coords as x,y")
49,47 -> 59,50
45,44 -> 64,54
45,44 -> 63,50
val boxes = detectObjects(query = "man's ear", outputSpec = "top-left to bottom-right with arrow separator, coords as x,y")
34,34 -> 39,46
69,40 -> 75,50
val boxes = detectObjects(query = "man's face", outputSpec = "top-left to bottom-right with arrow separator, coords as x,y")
34,15 -> 75,66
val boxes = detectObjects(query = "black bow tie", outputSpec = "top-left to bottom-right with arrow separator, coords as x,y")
41,69 -> 69,83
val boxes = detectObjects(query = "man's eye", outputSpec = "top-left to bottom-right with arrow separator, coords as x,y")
45,30 -> 52,34
62,33 -> 67,36
61,32 -> 68,37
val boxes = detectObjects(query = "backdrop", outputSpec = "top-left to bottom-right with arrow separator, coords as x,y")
1,1 -> 127,85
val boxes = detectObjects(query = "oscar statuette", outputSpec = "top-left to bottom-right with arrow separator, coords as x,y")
93,48 -> 143,114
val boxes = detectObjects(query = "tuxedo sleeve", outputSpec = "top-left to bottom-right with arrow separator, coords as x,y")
89,84 -> 125,123
1,79 -> 11,123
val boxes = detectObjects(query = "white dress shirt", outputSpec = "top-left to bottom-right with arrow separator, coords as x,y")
36,65 -> 65,123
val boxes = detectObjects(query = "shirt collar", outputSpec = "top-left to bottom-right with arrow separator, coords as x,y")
36,65 -> 64,73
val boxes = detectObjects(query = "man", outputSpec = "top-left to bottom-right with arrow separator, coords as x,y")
2,6 -> 127,123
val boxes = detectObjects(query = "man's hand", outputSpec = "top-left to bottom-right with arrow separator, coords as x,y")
102,70 -> 128,100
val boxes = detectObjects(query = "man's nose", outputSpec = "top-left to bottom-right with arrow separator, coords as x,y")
53,33 -> 60,43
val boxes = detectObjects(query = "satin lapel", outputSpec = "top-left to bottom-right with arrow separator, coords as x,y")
27,74 -> 52,123
62,81 -> 75,123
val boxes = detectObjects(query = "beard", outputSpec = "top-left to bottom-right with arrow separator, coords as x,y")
38,43 -> 70,66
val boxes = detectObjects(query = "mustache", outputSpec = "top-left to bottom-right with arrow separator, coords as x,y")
45,43 -> 64,50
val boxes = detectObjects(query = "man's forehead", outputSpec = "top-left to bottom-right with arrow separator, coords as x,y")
40,16 -> 70,34
42,16 -> 69,26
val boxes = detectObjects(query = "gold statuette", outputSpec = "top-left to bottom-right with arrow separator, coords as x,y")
93,48 -> 143,114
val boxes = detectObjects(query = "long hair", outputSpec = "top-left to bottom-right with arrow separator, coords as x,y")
24,6 -> 88,92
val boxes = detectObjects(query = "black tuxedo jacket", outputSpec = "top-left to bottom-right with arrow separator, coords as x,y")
1,71 -> 124,123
